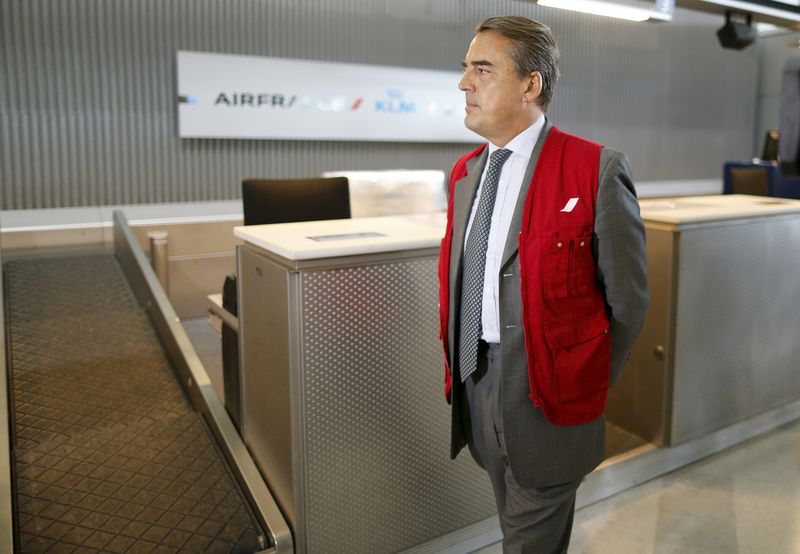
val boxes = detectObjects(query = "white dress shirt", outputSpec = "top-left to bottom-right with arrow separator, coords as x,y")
464,116 -> 545,343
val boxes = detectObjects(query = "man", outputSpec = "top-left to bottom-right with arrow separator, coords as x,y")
437,16 -> 649,553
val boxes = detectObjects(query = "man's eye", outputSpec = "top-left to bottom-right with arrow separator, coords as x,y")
478,68 -> 489,75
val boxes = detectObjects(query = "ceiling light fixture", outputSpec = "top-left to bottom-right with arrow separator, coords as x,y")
537,0 -> 672,22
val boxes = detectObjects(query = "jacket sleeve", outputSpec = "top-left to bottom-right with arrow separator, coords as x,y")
592,148 -> 649,385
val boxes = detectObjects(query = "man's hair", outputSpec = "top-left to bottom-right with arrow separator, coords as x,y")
476,16 -> 560,111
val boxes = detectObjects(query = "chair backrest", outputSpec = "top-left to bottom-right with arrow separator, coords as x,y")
241,177 -> 351,225
722,163 -> 774,196
729,167 -> 770,196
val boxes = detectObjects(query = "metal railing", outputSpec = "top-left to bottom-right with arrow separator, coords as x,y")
0,220 -> 17,553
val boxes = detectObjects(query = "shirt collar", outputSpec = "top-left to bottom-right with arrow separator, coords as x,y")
487,114 -> 545,161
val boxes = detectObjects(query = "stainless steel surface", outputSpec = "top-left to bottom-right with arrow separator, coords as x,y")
208,293 -> 239,333
299,257 -> 495,553
607,227 -> 676,445
148,230 -> 170,294
133,220 -> 242,257
254,244 -> 442,273
672,218 -> 800,443
133,220 -> 241,319
113,212 -> 293,553
0,222 -> 16,553
612,211 -> 800,447
0,225 -> 109,250
168,253 -> 237,318
239,242 -> 496,553
2,1 -> 756,210
238,245 -> 296,531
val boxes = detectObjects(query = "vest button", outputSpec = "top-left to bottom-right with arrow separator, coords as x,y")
557,241 -> 563,248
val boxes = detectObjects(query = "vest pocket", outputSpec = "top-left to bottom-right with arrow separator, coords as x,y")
544,314 -> 610,404
542,235 -> 569,298
568,232 -> 595,296
542,230 -> 595,299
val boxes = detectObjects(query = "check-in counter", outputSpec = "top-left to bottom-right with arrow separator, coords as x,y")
234,194 -> 800,552
608,194 -> 800,446
234,215 -> 496,554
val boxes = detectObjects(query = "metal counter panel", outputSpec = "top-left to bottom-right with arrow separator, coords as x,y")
238,246 -> 296,528
298,258 -> 495,553
239,243 -> 496,553
607,227 -> 676,445
672,218 -> 800,443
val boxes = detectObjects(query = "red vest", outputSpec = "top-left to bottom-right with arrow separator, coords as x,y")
438,126 -> 611,425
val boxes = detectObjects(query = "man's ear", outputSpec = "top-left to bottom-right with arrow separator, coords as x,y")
523,71 -> 542,105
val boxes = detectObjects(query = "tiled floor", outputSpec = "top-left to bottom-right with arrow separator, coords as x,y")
474,418 -> 800,553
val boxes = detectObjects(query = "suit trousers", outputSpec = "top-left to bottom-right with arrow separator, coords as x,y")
460,341 -> 581,554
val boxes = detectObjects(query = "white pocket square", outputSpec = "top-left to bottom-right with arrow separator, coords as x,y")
560,198 -> 579,212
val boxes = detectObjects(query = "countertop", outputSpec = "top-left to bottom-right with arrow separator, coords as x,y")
236,195 -> 800,259
234,213 -> 446,260
639,194 -> 800,225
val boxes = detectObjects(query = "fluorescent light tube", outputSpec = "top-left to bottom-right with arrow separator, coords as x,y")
538,0 -> 671,21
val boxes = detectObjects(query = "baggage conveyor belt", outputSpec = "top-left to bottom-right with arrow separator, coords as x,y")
4,253 -> 265,553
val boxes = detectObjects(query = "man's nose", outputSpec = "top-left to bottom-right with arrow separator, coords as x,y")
458,72 -> 471,91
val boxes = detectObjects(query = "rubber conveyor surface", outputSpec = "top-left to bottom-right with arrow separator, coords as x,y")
5,254 -> 263,553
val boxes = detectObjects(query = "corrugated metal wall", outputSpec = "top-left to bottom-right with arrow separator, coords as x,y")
1,0 -> 758,210
756,30 -> 800,151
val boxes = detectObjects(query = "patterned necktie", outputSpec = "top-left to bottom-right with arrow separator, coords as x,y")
458,148 -> 512,383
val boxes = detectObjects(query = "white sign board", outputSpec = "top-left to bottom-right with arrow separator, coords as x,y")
177,51 -> 479,143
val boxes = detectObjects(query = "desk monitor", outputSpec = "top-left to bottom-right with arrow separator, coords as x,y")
242,177 -> 351,226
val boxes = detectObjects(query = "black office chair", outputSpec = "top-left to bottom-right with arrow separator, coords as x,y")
724,164 -> 773,196
223,177 -> 351,432
241,176 -> 351,225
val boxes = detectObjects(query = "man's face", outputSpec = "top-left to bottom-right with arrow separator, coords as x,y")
458,30 -> 541,146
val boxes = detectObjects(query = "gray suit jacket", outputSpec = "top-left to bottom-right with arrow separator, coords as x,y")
447,118 -> 649,488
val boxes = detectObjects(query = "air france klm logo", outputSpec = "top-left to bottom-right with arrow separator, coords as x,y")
375,90 -> 415,114
213,92 -> 297,108
205,92 -> 366,112
182,90 -> 423,115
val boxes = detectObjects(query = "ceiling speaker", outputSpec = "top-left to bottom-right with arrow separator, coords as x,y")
717,11 -> 754,50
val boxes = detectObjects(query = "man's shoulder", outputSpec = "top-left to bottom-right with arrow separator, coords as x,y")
548,125 -> 596,144
598,146 -> 631,174
550,127 -> 627,164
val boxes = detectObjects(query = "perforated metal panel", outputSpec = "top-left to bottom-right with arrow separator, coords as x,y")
298,259 -> 495,553
672,218 -> 800,443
